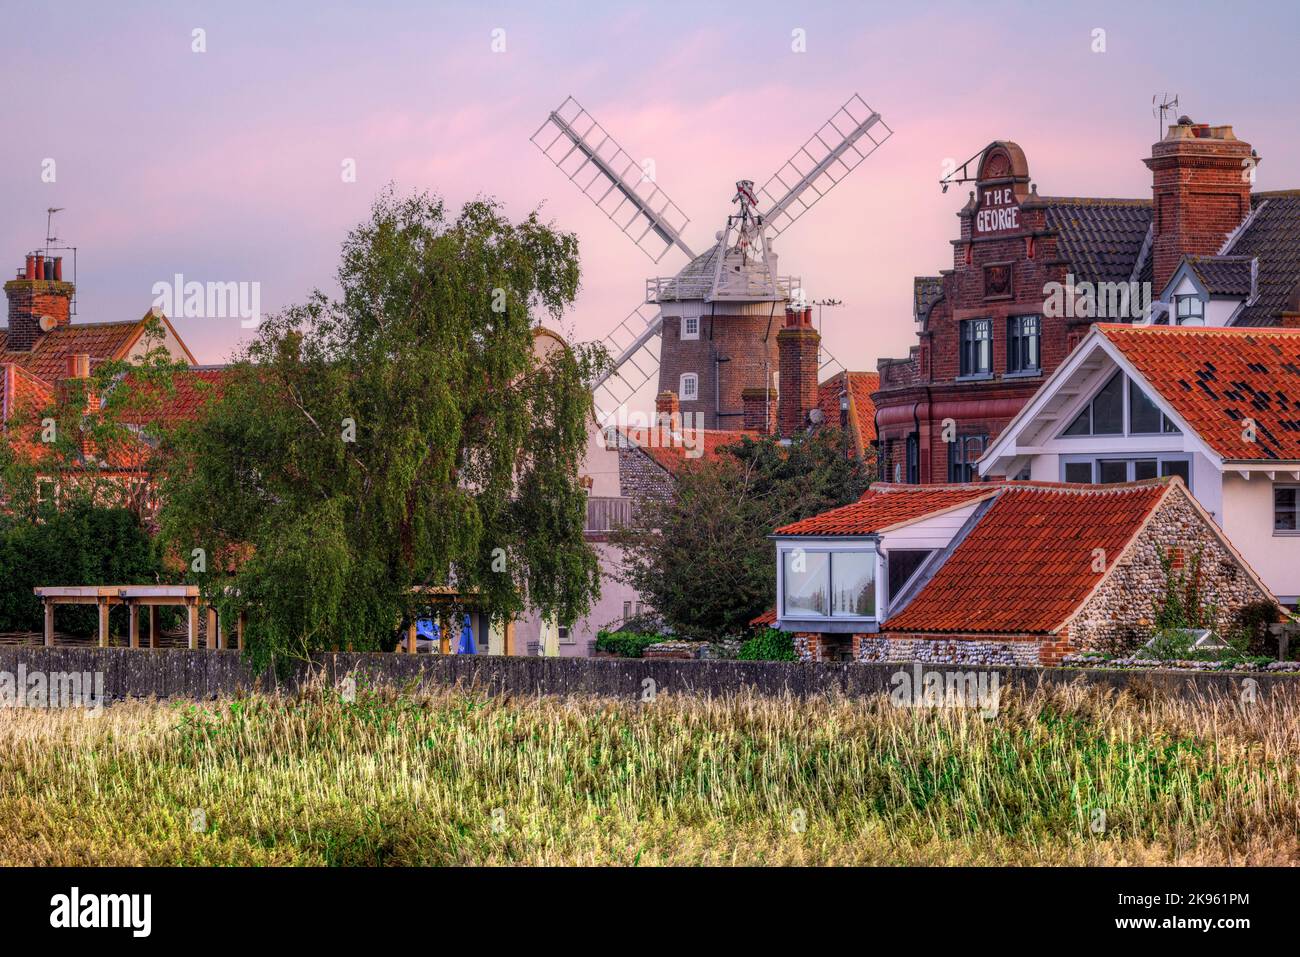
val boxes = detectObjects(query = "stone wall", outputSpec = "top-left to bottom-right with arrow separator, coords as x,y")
1069,486 -> 1274,656
2,646 -> 1296,703
856,635 -> 1041,667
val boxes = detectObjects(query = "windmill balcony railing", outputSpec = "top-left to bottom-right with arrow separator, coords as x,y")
585,495 -> 637,533
645,274 -> 800,304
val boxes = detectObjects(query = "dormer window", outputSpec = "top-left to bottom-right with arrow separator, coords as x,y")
1175,295 -> 1205,326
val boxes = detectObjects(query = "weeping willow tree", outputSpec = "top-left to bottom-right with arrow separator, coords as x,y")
160,191 -> 607,669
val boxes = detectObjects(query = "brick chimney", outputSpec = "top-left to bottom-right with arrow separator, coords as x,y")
5,253 -> 73,351
741,386 -> 776,434
57,354 -> 99,414
776,305 -> 819,438
654,390 -> 680,431
1144,118 -> 1256,293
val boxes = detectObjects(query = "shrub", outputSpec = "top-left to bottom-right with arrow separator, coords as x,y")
737,628 -> 797,661
594,630 -> 664,659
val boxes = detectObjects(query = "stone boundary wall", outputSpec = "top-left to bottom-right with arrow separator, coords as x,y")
1,647 -> 1297,703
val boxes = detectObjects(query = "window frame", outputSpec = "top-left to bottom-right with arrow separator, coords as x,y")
679,372 -> 699,401
958,318 -> 993,378
1060,454 -> 1192,488
948,433 -> 987,483
1006,314 -> 1041,375
777,544 -> 880,624
1275,485 -> 1300,536
1175,294 -> 1205,326
1061,371 -> 1182,438
681,315 -> 699,340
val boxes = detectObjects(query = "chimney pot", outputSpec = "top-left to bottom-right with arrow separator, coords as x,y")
24,255 -> 35,280
66,354 -> 91,378
53,256 -> 62,282
32,253 -> 43,279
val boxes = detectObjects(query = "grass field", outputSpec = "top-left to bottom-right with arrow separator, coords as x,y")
1,678 -> 1298,865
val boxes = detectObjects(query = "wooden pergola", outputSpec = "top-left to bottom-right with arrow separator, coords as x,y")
33,585 -> 244,650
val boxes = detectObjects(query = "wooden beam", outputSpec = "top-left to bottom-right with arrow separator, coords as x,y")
236,612 -> 245,652
43,600 -> 54,648
187,602 -> 199,650
129,603 -> 140,649
206,607 -> 218,650
504,619 -> 515,656
149,606 -> 160,649
97,599 -> 109,648
406,620 -> 417,655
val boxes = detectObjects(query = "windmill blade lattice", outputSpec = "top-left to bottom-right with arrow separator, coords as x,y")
756,94 -> 892,238
591,303 -> 662,422
531,96 -> 696,263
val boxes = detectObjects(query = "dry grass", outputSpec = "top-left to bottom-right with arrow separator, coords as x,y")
1,677 -> 1298,865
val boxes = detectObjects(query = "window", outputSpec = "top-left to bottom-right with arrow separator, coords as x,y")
682,316 -> 699,340
1006,315 -> 1040,374
622,601 -> 632,620
558,624 -> 574,645
1129,378 -> 1180,434
887,549 -> 932,599
1175,295 -> 1205,326
1064,461 -> 1092,483
1063,371 -> 1123,435
1275,486 -> 1299,533
680,373 -> 698,401
1161,460 -> 1190,485
781,549 -> 877,620
1062,456 -> 1190,486
948,434 -> 986,483
959,319 -> 992,377
905,433 -> 920,484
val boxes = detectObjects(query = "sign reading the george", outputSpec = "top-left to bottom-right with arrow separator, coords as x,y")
975,186 -> 1020,235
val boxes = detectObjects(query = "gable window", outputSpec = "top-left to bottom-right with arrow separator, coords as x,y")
1128,378 -> 1181,434
959,319 -> 992,377
680,373 -> 698,401
1175,295 -> 1205,326
1275,486 -> 1300,533
1063,371 -> 1181,437
681,316 -> 699,340
948,433 -> 986,483
1006,315 -> 1040,374
780,548 -> 876,620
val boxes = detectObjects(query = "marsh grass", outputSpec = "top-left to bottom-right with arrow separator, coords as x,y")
1,677 -> 1298,865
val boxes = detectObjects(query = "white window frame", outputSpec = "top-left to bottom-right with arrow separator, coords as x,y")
775,542 -> 882,626
1060,371 -> 1181,439
681,315 -> 699,340
1060,453 -> 1192,488
680,372 -> 699,401
1274,484 -> 1300,537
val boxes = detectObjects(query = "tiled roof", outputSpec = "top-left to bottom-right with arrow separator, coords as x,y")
0,320 -> 144,381
774,482 -> 998,536
1041,198 -> 1153,286
620,426 -> 755,475
751,608 -> 777,627
1099,324 -> 1300,461
1184,255 -> 1254,297
817,370 -> 879,454
884,481 -> 1168,635
1,363 -> 55,462
120,367 -> 228,428
1225,192 -> 1300,326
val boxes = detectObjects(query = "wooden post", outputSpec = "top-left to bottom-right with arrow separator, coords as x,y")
406,620 -> 417,655
216,613 -> 225,650
439,614 -> 450,656
149,606 -> 160,649
504,619 -> 515,657
129,603 -> 140,649
97,599 -> 109,648
43,600 -> 54,648
237,611 -> 246,651
187,601 -> 199,650
205,607 -> 218,650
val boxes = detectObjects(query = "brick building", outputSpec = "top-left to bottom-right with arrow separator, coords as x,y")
874,117 -> 1300,485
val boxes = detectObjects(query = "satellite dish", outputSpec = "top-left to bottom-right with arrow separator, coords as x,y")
807,407 -> 825,425
38,314 -> 57,332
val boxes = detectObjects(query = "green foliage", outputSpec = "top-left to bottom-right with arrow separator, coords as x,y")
737,628 -> 796,661
1151,546 -> 1213,632
0,502 -> 163,636
594,630 -> 664,658
159,190 -> 607,671
614,428 -> 871,641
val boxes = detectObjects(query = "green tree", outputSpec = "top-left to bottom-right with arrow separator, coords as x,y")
615,428 -> 871,640
159,190 -> 607,669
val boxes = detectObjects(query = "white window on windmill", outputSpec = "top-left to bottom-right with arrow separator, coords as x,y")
681,315 -> 699,340
680,372 -> 699,401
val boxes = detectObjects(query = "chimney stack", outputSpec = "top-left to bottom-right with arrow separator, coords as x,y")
1144,118 -> 1256,293
654,390 -> 681,431
741,386 -> 777,434
5,251 -> 74,351
776,305 -> 820,439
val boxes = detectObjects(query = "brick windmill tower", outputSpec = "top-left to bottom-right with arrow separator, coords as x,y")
531,95 -> 892,429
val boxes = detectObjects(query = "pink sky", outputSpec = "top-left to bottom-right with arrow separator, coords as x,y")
3,0 -> 1298,396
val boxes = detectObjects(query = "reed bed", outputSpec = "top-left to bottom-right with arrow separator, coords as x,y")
1,678 -> 1297,865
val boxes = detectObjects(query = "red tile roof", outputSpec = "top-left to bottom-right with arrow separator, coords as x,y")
883,481 -> 1169,635
1,363 -> 55,462
120,368 -> 228,429
817,370 -> 879,455
621,426 -> 756,475
1099,324 -> 1300,461
0,321 -> 145,381
774,482 -> 998,536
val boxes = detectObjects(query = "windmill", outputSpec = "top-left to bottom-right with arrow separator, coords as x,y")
531,94 -> 891,426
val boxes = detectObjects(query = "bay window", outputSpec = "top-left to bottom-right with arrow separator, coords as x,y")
779,546 -> 877,621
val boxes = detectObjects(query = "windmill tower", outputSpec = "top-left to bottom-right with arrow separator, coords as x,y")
531,94 -> 891,429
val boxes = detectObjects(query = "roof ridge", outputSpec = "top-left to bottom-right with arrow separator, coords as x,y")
1038,195 -> 1152,206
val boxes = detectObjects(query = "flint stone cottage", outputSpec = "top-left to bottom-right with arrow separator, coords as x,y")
770,479 -> 1273,664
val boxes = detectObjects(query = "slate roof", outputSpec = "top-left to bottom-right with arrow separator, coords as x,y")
1224,191 -> 1300,326
883,481 -> 1169,635
1184,255 -> 1254,297
1098,324 -> 1300,462
1041,198 -> 1153,286
774,482 -> 998,536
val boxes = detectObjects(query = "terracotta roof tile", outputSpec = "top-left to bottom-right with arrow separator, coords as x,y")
619,426 -> 755,475
1099,324 -> 1300,461
775,482 -> 998,536
0,320 -> 143,381
120,367 -> 228,428
817,370 -> 879,454
884,481 -> 1168,635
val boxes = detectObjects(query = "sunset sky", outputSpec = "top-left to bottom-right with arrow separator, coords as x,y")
3,0 -> 1298,392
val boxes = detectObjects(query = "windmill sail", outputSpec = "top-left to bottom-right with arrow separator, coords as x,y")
531,96 -> 695,263
756,94 -> 892,238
